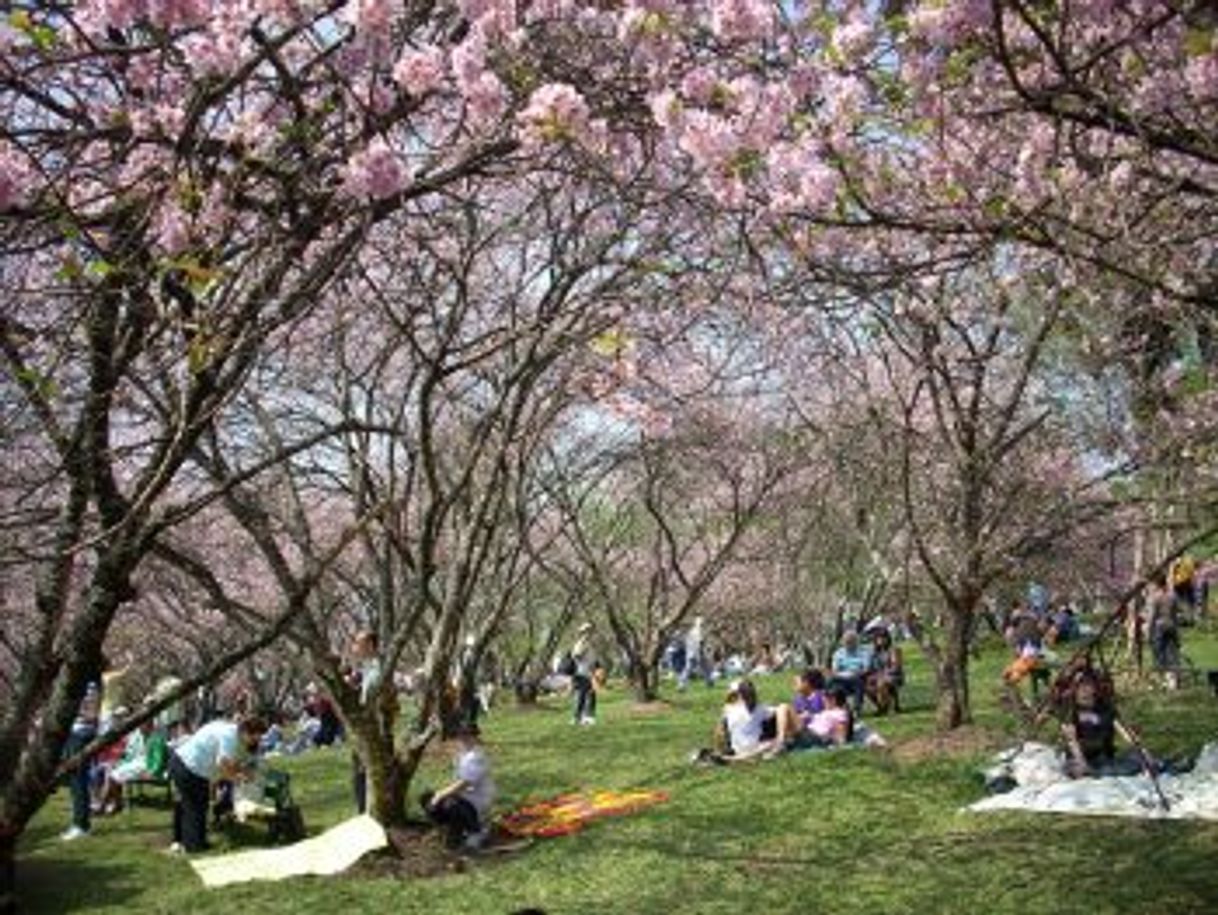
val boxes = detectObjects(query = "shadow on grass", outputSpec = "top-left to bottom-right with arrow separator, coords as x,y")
17,854 -> 145,914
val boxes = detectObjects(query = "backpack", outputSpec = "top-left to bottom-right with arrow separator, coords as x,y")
557,653 -> 576,677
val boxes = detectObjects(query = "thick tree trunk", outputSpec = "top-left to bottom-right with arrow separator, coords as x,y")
514,680 -> 540,705
630,656 -> 659,703
1,825 -> 16,915
935,606 -> 973,729
363,738 -> 407,828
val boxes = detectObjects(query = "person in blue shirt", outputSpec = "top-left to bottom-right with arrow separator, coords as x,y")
829,631 -> 873,716
167,715 -> 267,853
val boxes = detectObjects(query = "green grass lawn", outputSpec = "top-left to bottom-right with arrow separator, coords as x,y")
19,631 -> 1218,914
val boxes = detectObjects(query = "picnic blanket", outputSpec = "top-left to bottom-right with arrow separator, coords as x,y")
190,814 -> 387,887
498,789 -> 669,837
966,740 -> 1218,822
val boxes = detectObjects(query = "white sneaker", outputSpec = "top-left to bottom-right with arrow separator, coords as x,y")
164,842 -> 184,855
60,826 -> 88,842
581,716 -> 596,726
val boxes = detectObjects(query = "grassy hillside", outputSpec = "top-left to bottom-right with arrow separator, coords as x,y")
19,630 -> 1218,914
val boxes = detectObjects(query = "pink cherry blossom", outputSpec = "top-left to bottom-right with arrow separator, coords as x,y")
649,90 -> 683,131
710,0 -> 774,43
153,201 -> 192,254
342,139 -> 411,201
452,29 -> 488,91
1185,54 -> 1217,100
766,143 -> 840,214
146,0 -> 210,29
518,83 -> 591,148
462,72 -> 509,128
342,0 -> 394,34
0,146 -> 32,211
182,27 -> 244,78
393,46 -> 447,96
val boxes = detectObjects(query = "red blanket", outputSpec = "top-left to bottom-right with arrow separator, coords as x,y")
498,789 -> 669,838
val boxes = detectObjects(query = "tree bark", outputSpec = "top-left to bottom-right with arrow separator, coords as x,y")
514,680 -> 540,704
1,824 -> 15,915
630,656 -> 659,703
362,738 -> 407,828
934,604 -> 973,729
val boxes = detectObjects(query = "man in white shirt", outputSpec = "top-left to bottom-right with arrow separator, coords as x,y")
167,715 -> 266,852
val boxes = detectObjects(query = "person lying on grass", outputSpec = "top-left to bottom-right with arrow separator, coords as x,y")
420,722 -> 495,851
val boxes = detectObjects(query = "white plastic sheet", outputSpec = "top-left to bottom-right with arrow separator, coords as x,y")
190,814 -> 387,888
968,741 -> 1218,821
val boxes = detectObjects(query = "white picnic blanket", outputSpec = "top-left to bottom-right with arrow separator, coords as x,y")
190,815 -> 387,888
967,740 -> 1218,821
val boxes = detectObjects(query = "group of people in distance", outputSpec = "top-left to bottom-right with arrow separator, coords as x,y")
694,626 -> 903,765
60,628 -> 501,858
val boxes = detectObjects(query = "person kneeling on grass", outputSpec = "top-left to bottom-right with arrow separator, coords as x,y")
421,722 -> 495,851
167,715 -> 267,853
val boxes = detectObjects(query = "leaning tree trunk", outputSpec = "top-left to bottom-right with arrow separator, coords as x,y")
934,604 -> 974,729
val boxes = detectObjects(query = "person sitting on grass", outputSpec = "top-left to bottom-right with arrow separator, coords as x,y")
805,686 -> 855,747
421,722 -> 495,852
829,631 -> 873,716
866,627 -> 904,714
708,679 -> 806,762
1059,668 -> 1145,779
791,668 -> 827,730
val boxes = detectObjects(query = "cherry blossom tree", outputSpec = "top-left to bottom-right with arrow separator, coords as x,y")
548,397 -> 798,702
185,162 -> 701,822
0,0 -> 682,895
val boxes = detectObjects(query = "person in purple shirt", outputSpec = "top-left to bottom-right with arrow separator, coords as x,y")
791,668 -> 827,727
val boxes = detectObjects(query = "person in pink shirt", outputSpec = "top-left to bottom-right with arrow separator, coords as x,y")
806,687 -> 854,746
